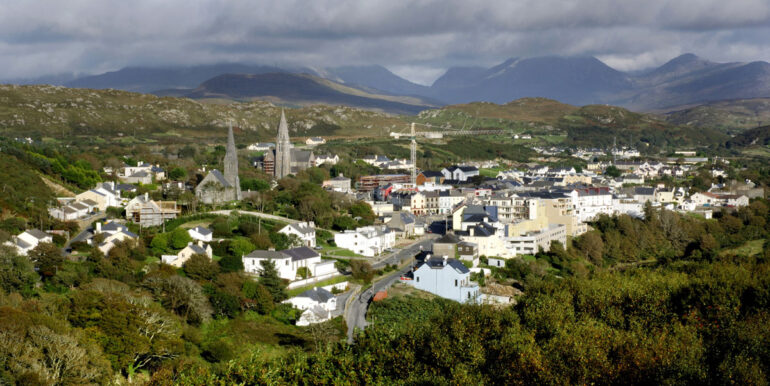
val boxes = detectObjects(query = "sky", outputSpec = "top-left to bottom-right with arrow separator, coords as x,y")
2,0 -> 770,85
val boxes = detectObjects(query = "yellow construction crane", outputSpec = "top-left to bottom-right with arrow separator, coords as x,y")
390,122 -> 508,185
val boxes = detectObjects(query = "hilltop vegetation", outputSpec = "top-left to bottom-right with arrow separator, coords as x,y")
0,153 -> 53,224
0,84 -> 405,142
664,98 -> 770,133
0,85 -> 754,156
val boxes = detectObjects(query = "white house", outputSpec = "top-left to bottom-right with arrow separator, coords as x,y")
242,246 -> 336,281
314,154 -> 339,167
334,226 -> 395,257
305,137 -> 326,146
409,256 -> 480,303
278,222 -> 316,248
284,287 -> 337,326
161,241 -> 213,267
5,229 -> 53,256
504,224 -> 567,256
566,187 -> 614,222
247,143 -> 275,151
188,226 -> 213,242
441,165 -> 480,182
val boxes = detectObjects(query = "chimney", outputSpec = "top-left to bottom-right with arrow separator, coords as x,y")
197,240 -> 203,247
144,192 -> 149,201
96,222 -> 102,233
470,227 -> 475,236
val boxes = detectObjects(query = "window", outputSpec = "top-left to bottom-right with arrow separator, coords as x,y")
285,260 -> 289,266
455,279 -> 458,287
416,276 -> 420,282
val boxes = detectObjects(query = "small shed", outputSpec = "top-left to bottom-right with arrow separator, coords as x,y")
373,290 -> 388,302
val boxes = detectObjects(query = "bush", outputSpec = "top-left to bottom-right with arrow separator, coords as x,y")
270,303 -> 302,325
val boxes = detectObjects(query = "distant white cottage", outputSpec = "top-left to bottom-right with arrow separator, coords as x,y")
278,222 -> 316,248
334,226 -> 395,257
242,246 -> 336,281
5,229 -> 53,256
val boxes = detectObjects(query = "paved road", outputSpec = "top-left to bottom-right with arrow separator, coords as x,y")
210,210 -> 301,224
345,236 -> 436,343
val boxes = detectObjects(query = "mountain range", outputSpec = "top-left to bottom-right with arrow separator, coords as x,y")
7,54 -> 770,114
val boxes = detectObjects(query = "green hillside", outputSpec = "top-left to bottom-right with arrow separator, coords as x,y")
663,98 -> 770,133
0,84 -> 405,143
0,153 -> 54,226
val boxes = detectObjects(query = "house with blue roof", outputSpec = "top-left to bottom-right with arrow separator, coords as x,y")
409,256 -> 480,303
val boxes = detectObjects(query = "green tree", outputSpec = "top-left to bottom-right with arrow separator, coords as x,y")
183,254 -> 219,281
0,245 -> 38,295
350,259 -> 375,284
169,228 -> 192,249
168,167 -> 186,181
150,233 -> 169,255
258,259 -> 288,302
604,165 -> 622,178
28,242 -> 64,280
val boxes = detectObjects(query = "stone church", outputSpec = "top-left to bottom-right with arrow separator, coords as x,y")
195,124 -> 242,204
262,110 -> 315,178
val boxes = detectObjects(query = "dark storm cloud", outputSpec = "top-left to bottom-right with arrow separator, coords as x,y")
1,0 -> 770,84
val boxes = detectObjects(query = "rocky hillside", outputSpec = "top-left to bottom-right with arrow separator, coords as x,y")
663,98 -> 770,133
0,84 -> 407,142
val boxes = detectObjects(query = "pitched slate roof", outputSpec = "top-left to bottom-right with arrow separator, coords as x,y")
26,229 -> 49,240
298,287 -> 334,303
282,223 -> 315,235
187,243 -> 208,255
209,169 -> 232,188
281,246 -> 320,262
244,250 -> 288,259
191,226 -> 212,236
419,171 -> 444,177
435,233 -> 461,244
447,258 -> 470,274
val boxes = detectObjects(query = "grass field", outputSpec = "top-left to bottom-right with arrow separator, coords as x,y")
287,275 -> 348,297
721,239 -> 766,257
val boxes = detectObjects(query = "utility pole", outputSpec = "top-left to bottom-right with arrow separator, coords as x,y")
410,122 -> 417,186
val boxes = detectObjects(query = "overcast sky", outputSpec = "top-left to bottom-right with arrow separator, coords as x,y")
2,0 -> 770,85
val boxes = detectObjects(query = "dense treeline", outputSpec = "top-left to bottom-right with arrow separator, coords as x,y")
1,138 -> 100,189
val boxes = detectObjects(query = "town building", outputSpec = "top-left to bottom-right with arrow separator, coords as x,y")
314,154 -> 339,167
334,226 -> 395,257
322,174 -> 352,193
284,287 -> 337,326
125,193 -> 180,226
409,256 -> 480,303
188,226 -> 213,242
305,137 -> 326,146
5,229 -> 52,256
278,222 -> 316,248
195,124 -> 242,204
262,111 -> 315,179
242,246 -> 336,281
161,241 -> 213,267
441,165 -> 480,182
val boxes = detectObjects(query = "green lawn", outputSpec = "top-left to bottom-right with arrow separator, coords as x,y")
320,245 -> 364,258
721,239 -> 766,257
287,275 -> 349,297
479,167 -> 504,178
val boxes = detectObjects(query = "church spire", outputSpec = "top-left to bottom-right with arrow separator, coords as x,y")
275,109 -> 293,179
277,109 -> 290,142
223,120 -> 241,199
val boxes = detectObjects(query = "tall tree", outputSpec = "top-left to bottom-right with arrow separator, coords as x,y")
258,259 -> 287,302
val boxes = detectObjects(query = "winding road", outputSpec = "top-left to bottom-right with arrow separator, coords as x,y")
345,236 -> 436,343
